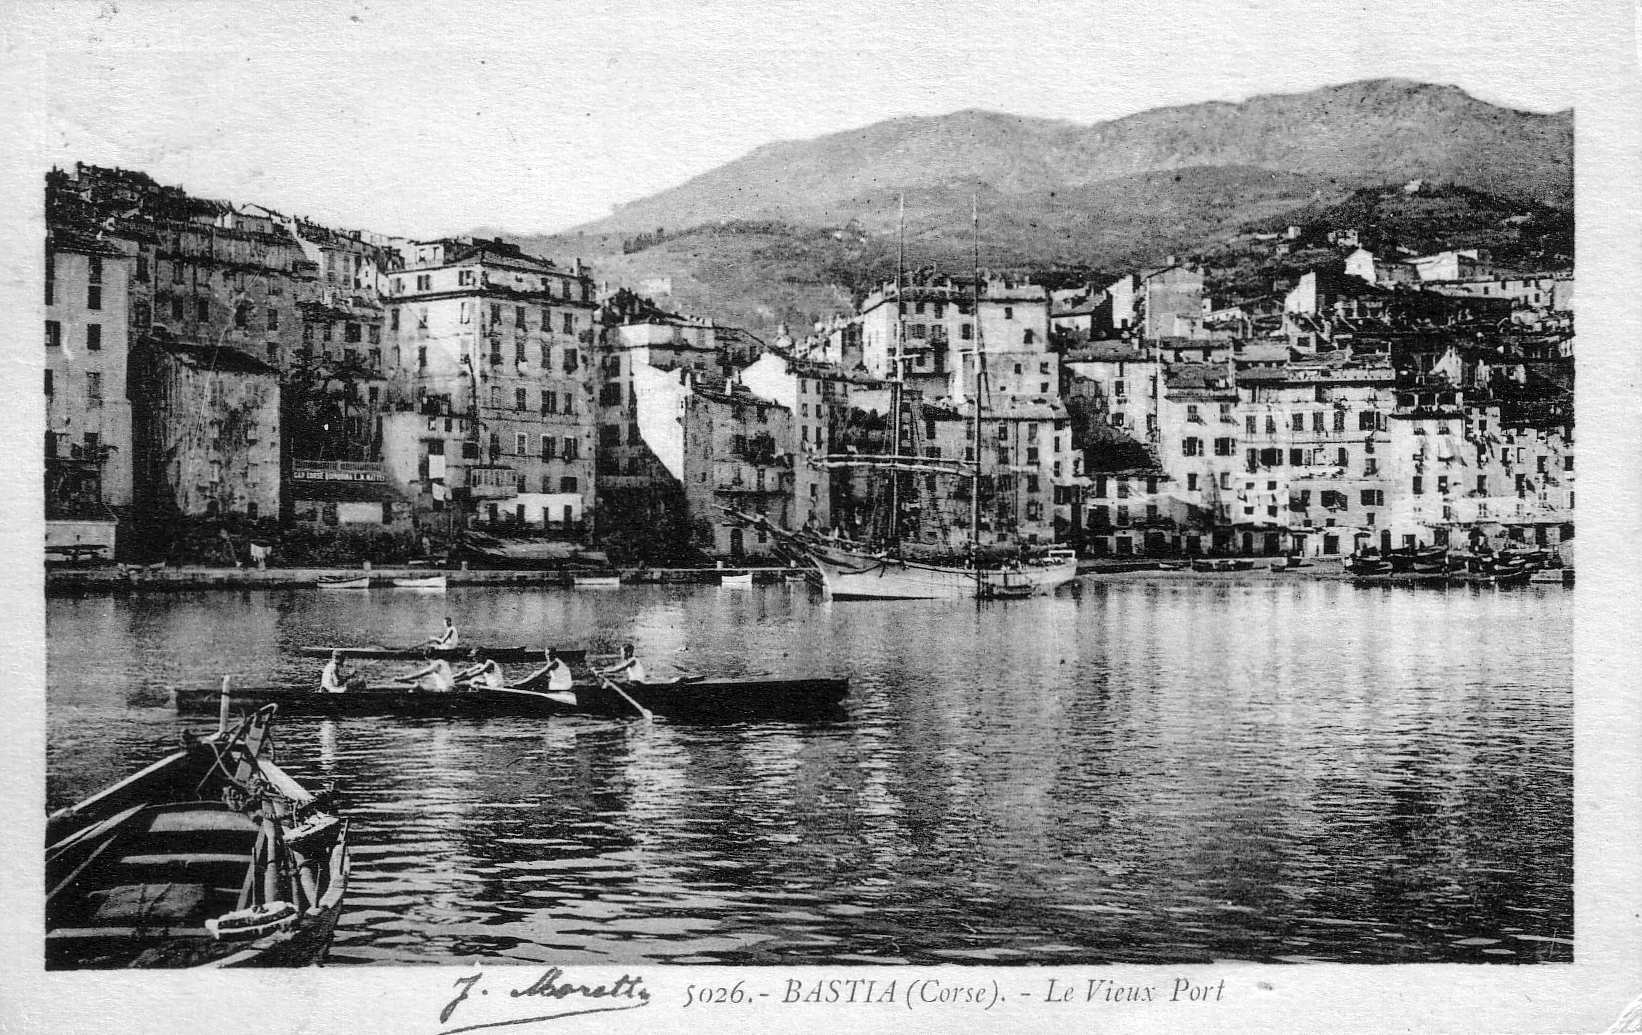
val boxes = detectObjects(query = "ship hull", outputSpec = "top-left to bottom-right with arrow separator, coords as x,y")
809,547 -> 1078,600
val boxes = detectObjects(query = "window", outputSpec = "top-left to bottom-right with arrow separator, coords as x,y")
563,348 -> 578,373
516,388 -> 528,411
197,299 -> 209,321
173,260 -> 184,284
45,321 -> 60,349
458,269 -> 474,286
516,340 -> 527,364
1292,413 -> 1304,432
490,304 -> 501,325
1245,415 -> 1256,435
172,297 -> 184,322
1004,306 -> 1014,320
541,436 -> 557,459
1564,454 -> 1574,472
560,477 -> 578,493
1364,458 -> 1378,475
1333,410 -> 1345,432
85,371 -> 102,404
1336,447 -> 1348,466
961,323 -> 973,340
515,305 -> 526,326
562,313 -> 575,335
1289,448 -> 1303,466
390,309 -> 400,331
342,322 -> 359,343
1214,437 -> 1234,456
542,391 -> 557,415
1358,411 -> 1376,431
1219,472 -> 1231,490
416,274 -> 431,291
1182,437 -> 1202,457
44,250 -> 54,304
562,438 -> 579,461
513,433 -> 526,456
44,369 -> 52,396
86,324 -> 101,351
1437,475 -> 1449,494
1360,489 -> 1384,507
418,347 -> 427,369
1187,472 -> 1198,491
461,441 -> 479,460
460,301 -> 472,324
489,386 -> 501,408
1312,412 -> 1324,433
267,307 -> 280,331
1413,476 -> 1423,495
1265,416 -> 1276,435
85,282 -> 102,310
1116,506 -> 1130,527
1023,329 -> 1035,345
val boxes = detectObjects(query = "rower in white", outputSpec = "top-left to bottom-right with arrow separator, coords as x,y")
599,643 -> 646,684
519,648 -> 573,692
422,616 -> 458,651
397,650 -> 455,692
455,650 -> 505,689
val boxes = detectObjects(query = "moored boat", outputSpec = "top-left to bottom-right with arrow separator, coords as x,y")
316,575 -> 369,590
389,574 -> 447,590
171,675 -> 849,723
47,698 -> 348,969
719,572 -> 754,589
572,572 -> 621,588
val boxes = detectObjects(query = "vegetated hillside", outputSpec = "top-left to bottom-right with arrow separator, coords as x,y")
501,79 -> 1570,332
568,78 -> 1569,240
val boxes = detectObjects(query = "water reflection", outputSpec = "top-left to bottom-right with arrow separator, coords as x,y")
46,580 -> 1571,964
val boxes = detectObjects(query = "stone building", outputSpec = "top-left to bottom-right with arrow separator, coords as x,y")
679,380 -> 794,559
44,228 -> 135,556
381,238 -> 598,532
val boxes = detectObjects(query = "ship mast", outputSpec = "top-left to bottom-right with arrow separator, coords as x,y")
970,195 -> 986,561
888,193 -> 906,549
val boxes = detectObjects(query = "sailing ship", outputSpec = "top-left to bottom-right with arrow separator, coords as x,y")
726,199 -> 1078,600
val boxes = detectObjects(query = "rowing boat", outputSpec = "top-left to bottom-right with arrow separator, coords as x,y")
316,575 -> 369,590
170,675 -> 850,723
389,574 -> 446,590
294,645 -> 586,664
47,699 -> 349,969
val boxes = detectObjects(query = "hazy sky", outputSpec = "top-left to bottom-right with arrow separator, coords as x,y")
20,0 -> 1584,239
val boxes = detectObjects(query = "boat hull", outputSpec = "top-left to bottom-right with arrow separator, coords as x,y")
295,645 -> 585,664
46,713 -> 348,969
809,548 -> 1078,601
171,677 -> 850,723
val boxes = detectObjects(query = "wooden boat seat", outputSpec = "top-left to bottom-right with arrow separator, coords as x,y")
88,882 -> 207,925
146,809 -> 258,835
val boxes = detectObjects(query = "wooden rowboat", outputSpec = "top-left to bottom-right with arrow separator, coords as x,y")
389,574 -> 446,590
171,675 -> 850,723
294,645 -> 586,664
316,575 -> 370,590
47,699 -> 349,969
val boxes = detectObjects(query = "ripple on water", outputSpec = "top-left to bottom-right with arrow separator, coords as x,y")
46,581 -> 1571,965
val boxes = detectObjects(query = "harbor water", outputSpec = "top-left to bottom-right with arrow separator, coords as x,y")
45,578 -> 1572,965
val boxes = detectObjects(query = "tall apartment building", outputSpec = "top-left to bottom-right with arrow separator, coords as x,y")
380,238 -> 598,531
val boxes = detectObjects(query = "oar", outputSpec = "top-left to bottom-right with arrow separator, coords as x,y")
587,666 -> 652,723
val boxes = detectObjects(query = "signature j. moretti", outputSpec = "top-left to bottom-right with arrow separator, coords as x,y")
437,968 -> 652,1034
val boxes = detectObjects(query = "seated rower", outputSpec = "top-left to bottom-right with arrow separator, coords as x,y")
598,643 -> 646,684
397,650 -> 455,692
422,616 -> 458,652
518,648 -> 573,692
455,650 -> 505,689
320,650 -> 349,693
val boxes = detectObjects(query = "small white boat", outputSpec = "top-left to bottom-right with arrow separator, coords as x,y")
390,574 -> 447,590
317,575 -> 370,590
719,572 -> 754,589
573,573 -> 621,588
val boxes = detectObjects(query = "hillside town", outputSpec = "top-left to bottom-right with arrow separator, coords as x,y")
44,163 -> 1573,569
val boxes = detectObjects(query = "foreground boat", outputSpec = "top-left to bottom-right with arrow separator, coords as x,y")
170,675 -> 849,723
47,698 -> 349,969
295,645 -> 586,664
